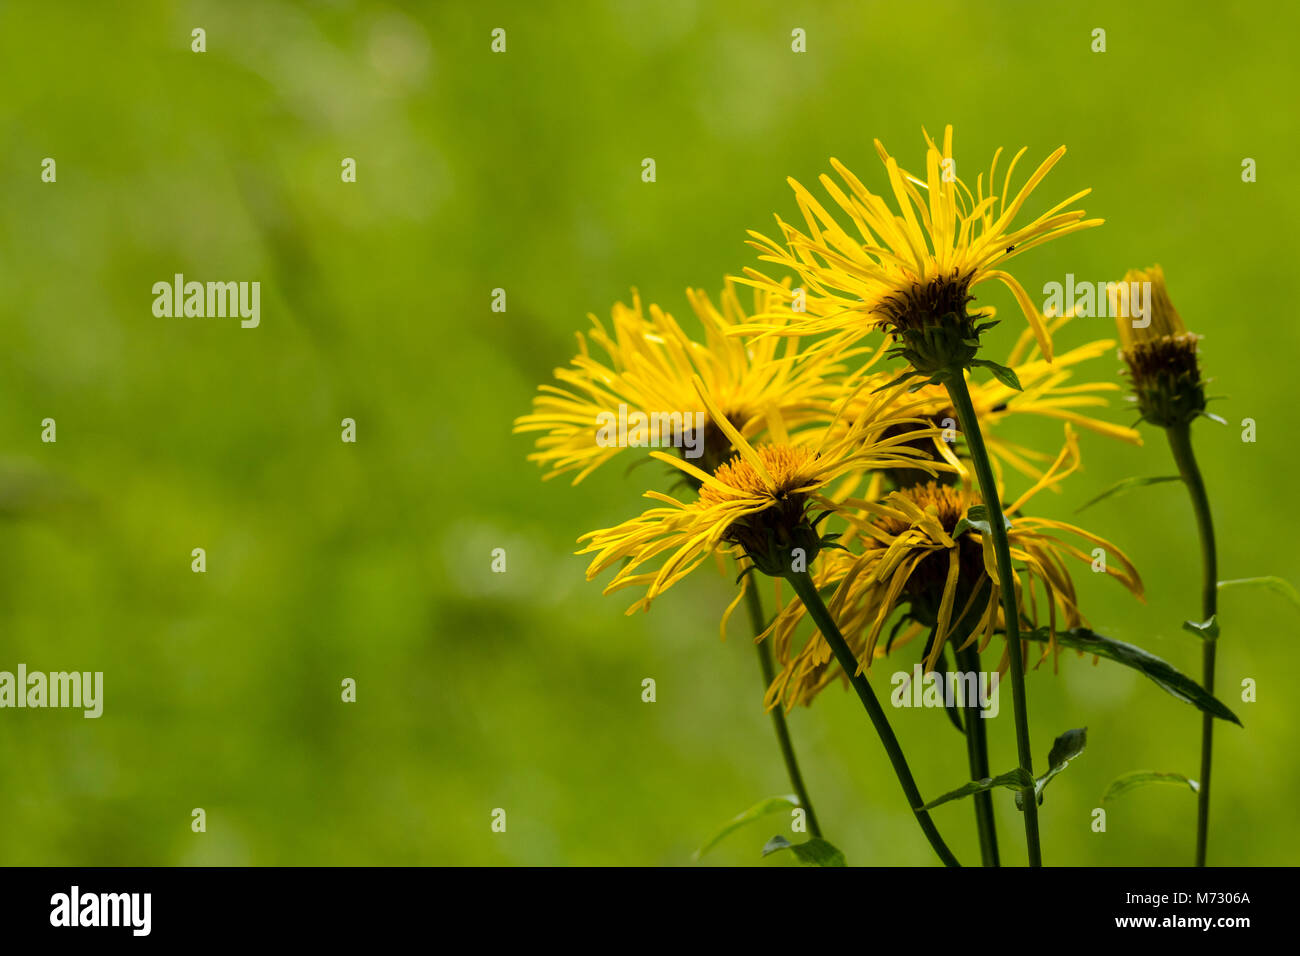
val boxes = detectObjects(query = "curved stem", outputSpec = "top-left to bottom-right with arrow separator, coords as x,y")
788,570 -> 961,867
955,640 -> 1000,866
1166,423 -> 1218,867
943,369 -> 1042,867
743,582 -> 822,838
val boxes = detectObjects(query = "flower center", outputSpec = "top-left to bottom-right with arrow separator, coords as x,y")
699,445 -> 818,504
1120,333 -> 1206,427
878,272 -> 974,334
874,482 -> 988,630
700,445 -> 823,579
875,273 -> 993,377
876,481 -> 975,537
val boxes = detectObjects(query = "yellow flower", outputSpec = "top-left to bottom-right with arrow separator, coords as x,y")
1110,265 -> 1208,427
1112,264 -> 1188,348
514,280 -> 859,483
762,426 -> 1144,711
577,380 -> 940,633
737,126 -> 1101,372
834,314 -> 1141,485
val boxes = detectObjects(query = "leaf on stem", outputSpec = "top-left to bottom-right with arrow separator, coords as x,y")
693,795 -> 797,860
1074,475 -> 1181,513
920,768 -> 1033,810
1015,728 -> 1086,809
970,358 -> 1023,392
953,504 -> 1012,539
873,368 -> 930,394
1218,576 -> 1300,611
1182,616 -> 1220,640
761,835 -> 847,867
1023,626 -> 1242,726
1103,771 -> 1199,802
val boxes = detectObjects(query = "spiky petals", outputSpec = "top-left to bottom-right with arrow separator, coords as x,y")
735,126 -> 1101,367
577,387 -> 943,614
513,280 -> 856,483
761,426 -> 1144,712
1111,265 -> 1209,427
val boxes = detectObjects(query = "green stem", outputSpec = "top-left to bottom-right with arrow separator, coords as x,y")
943,369 -> 1042,867
1166,423 -> 1218,867
743,582 -> 822,838
788,570 -> 961,867
955,640 -> 1000,866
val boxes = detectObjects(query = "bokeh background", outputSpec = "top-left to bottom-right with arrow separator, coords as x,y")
1,0 -> 1296,866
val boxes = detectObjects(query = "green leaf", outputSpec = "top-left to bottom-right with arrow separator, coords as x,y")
1023,627 -> 1241,726
873,368 -> 928,394
1219,576 -> 1300,611
920,768 -> 1033,810
1103,771 -> 1199,802
761,835 -> 847,867
694,795 -> 797,860
972,358 -> 1023,391
1182,615 -> 1220,640
1074,475 -> 1181,513
1016,728 -> 1086,809
952,504 -> 1012,539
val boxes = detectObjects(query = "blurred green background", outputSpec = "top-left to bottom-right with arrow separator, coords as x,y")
1,0 -> 1296,866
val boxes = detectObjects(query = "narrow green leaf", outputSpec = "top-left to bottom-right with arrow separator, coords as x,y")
1074,475 -> 1181,514
694,795 -> 796,860
1103,771 -> 1199,802
920,768 -> 1033,811
761,835 -> 847,867
1219,576 -> 1300,611
1182,615 -> 1220,640
1016,728 -> 1087,809
873,368 -> 926,394
953,504 -> 1012,539
1047,727 -> 1088,770
973,358 -> 1023,392
1024,627 -> 1241,726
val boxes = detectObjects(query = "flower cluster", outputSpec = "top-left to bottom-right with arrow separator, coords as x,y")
513,126 -> 1235,868
517,127 -> 1139,693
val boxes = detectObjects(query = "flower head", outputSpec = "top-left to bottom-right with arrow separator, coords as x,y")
811,316 -> 1138,494
738,126 -> 1101,376
514,281 -> 854,483
834,315 -> 1141,487
577,379 -> 941,627
762,426 -> 1144,711
1110,265 -> 1208,428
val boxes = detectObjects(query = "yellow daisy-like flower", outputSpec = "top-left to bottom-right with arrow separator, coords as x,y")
762,426 -> 1144,711
1109,265 -> 1209,427
835,315 -> 1141,485
514,280 -> 860,484
737,125 -> 1101,372
577,380 -> 940,632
